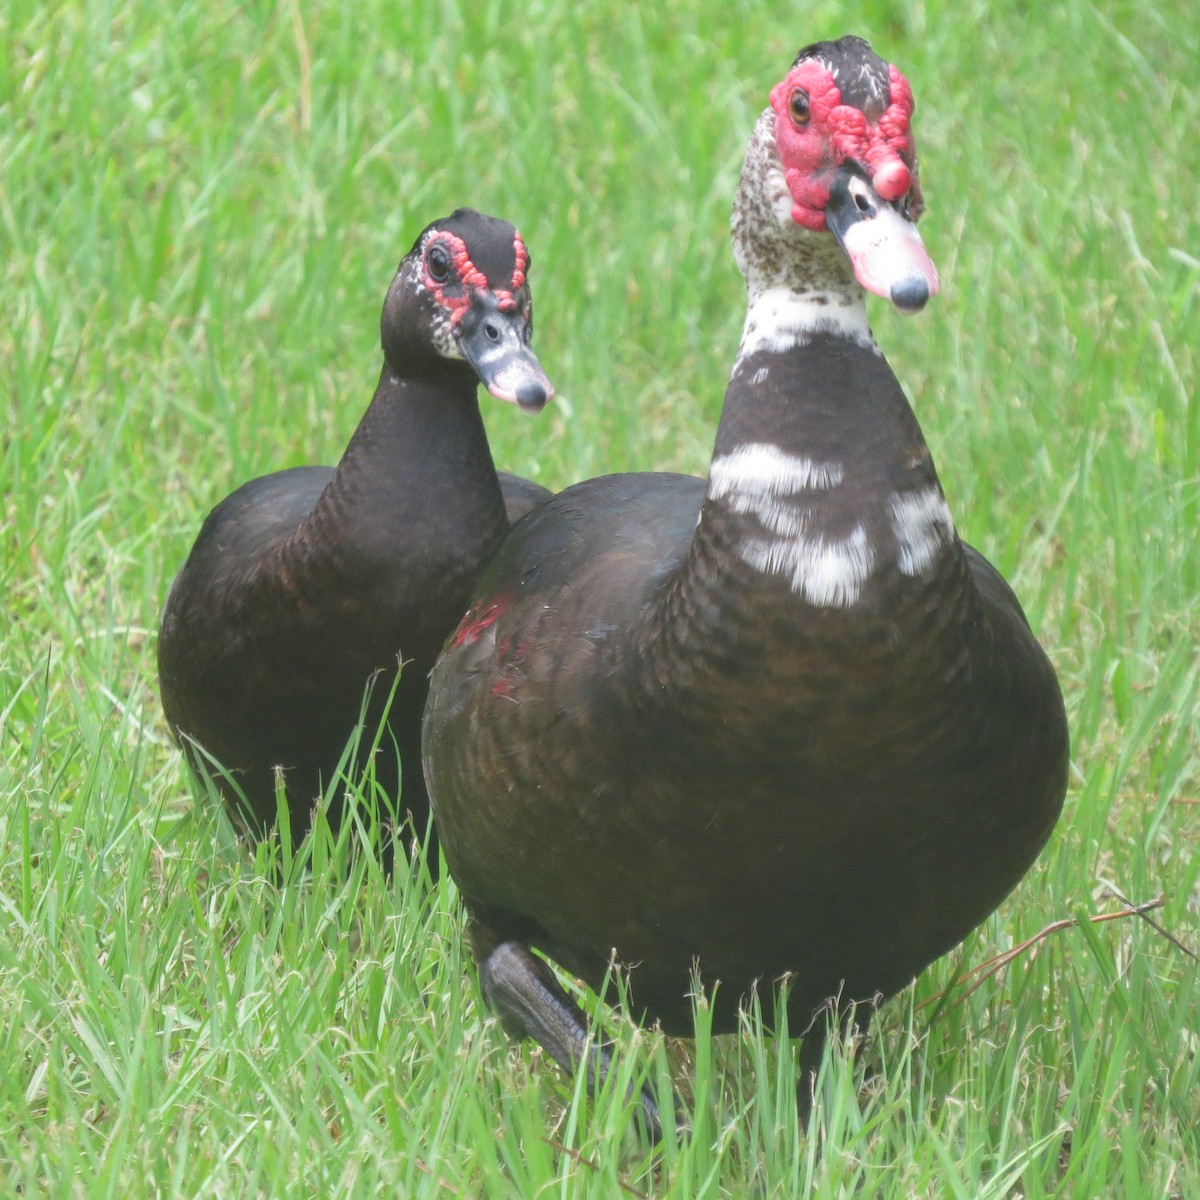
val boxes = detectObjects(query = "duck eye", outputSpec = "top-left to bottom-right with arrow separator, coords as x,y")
427,243 -> 451,282
789,88 -> 811,126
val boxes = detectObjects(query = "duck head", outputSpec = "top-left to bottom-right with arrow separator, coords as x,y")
734,36 -> 939,315
383,208 -> 554,412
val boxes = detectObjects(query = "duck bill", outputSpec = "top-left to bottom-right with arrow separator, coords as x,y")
457,303 -> 554,414
825,165 -> 940,314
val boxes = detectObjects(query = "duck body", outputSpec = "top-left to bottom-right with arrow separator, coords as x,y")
158,209 -> 553,864
430,336 -> 1065,1037
422,38 -> 1067,1115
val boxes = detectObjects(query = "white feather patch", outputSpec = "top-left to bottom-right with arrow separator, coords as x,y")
735,286 -> 876,369
740,523 -> 876,608
708,443 -> 844,501
890,486 -> 955,576
710,445 -> 873,608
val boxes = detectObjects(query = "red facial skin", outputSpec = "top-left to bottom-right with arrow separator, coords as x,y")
769,60 -> 923,231
421,231 -> 530,325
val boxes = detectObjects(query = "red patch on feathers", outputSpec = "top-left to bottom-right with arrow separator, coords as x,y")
449,597 -> 508,649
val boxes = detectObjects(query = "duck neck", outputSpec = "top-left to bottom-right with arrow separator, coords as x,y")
703,108 -> 955,593
649,278 -> 969,701
288,364 -> 508,587
709,285 -> 945,587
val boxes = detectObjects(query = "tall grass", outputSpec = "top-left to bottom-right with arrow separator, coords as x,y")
2,0 -> 1197,1195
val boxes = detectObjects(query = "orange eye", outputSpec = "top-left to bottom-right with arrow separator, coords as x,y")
789,88 -> 811,126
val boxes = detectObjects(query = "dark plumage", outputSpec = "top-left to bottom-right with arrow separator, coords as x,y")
158,209 -> 553,869
423,39 -> 1068,1130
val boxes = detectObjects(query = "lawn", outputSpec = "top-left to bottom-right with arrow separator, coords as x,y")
2,0 -> 1197,1195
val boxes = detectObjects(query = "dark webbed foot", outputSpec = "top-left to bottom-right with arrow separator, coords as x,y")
477,937 -> 669,1140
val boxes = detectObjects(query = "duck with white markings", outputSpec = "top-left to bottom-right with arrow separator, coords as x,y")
422,37 -> 1068,1129
159,209 -> 553,871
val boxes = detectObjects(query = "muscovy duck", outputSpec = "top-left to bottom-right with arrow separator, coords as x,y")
159,208 -> 554,870
422,39 -> 1068,1127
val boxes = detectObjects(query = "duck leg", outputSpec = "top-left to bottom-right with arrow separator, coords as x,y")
795,1004 -> 872,1125
475,933 -> 669,1140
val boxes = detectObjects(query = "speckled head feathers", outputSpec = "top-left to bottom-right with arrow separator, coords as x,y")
731,36 -> 933,311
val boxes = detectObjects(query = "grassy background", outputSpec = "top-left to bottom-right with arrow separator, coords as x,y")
2,0 -> 1197,1195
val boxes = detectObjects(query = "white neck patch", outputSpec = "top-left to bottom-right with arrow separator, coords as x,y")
740,523 -> 877,608
707,446 -> 956,608
709,443 -> 871,607
708,443 -> 844,500
889,486 -> 956,576
734,286 -> 877,373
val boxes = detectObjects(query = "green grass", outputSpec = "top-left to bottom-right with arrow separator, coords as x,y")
2,0 -> 1197,1194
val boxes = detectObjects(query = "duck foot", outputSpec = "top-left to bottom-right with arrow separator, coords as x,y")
478,937 -> 669,1141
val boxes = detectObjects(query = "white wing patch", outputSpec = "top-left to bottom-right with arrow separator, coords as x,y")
890,486 -> 955,576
